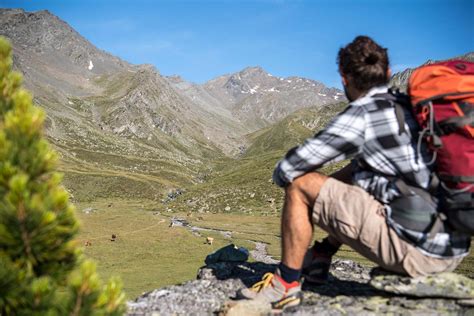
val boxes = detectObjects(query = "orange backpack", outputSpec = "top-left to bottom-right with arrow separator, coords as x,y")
408,60 -> 474,234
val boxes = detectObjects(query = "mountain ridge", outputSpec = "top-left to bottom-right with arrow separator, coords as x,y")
6,7 -> 466,204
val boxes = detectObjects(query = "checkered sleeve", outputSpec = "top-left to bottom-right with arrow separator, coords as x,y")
273,104 -> 366,187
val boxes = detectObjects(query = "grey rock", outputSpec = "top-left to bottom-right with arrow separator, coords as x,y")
128,259 -> 472,315
370,272 -> 474,299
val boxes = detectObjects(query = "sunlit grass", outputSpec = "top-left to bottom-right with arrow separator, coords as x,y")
76,199 -> 474,300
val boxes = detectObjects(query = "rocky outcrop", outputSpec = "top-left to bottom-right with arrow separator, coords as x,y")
127,259 -> 473,315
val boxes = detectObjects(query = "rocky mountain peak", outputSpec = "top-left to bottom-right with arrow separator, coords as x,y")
0,7 -> 130,87
166,74 -> 186,84
223,66 -> 275,98
239,65 -> 267,76
199,65 -> 346,129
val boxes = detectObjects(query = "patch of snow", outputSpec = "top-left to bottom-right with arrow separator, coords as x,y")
287,80 -> 292,83
318,93 -> 327,97
68,101 -> 73,105
312,84 -> 316,87
88,60 -> 94,70
279,78 -> 284,81
249,88 -> 257,94
268,87 -> 277,92
267,73 -> 273,77
334,96 -> 339,100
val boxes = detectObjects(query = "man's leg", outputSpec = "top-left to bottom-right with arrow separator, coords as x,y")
300,165 -> 350,284
280,172 -> 328,272
314,164 -> 353,253
236,172 -> 330,307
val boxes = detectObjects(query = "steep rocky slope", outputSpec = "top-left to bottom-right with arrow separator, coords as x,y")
0,9 -> 233,200
201,66 -> 345,130
166,103 -> 348,216
0,8 -> 129,97
166,75 -> 251,155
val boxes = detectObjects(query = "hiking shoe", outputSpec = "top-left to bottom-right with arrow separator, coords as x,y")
302,247 -> 332,285
236,269 -> 302,310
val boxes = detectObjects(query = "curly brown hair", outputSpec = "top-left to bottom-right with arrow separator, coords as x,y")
337,36 -> 389,92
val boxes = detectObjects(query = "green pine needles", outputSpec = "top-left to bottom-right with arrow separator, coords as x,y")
0,37 -> 125,315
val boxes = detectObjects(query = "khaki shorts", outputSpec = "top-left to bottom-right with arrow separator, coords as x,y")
312,178 -> 463,277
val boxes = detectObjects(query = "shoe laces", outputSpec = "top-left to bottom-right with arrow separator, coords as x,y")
250,272 -> 274,293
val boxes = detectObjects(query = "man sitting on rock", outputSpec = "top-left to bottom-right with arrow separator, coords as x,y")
237,35 -> 470,310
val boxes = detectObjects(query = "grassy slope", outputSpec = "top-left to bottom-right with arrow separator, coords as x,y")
76,200 -> 472,299
168,102 -> 348,215
76,199 -> 360,299
40,71 -> 226,202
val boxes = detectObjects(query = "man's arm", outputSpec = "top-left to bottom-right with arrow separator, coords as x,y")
273,105 -> 366,187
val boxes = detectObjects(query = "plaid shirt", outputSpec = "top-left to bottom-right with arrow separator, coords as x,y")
273,85 -> 470,258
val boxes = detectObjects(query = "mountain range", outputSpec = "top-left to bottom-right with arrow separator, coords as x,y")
1,8 -> 471,205
0,8 -> 347,201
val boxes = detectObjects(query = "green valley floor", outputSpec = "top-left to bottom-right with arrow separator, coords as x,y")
76,199 -> 474,300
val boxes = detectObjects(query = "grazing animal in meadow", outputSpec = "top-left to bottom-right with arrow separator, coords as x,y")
206,237 -> 214,245
111,234 -> 117,241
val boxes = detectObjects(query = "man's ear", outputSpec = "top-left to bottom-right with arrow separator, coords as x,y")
341,75 -> 348,86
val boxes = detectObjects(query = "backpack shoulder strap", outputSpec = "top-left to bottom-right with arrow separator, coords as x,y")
373,89 -> 411,135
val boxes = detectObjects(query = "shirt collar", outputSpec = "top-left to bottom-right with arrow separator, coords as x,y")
351,85 -> 389,106
364,85 -> 389,98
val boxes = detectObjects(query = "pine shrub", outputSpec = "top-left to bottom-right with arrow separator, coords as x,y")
0,37 -> 125,315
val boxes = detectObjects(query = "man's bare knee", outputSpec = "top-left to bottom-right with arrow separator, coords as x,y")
286,172 -> 328,205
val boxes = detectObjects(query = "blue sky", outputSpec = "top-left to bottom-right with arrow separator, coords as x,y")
1,0 -> 473,87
